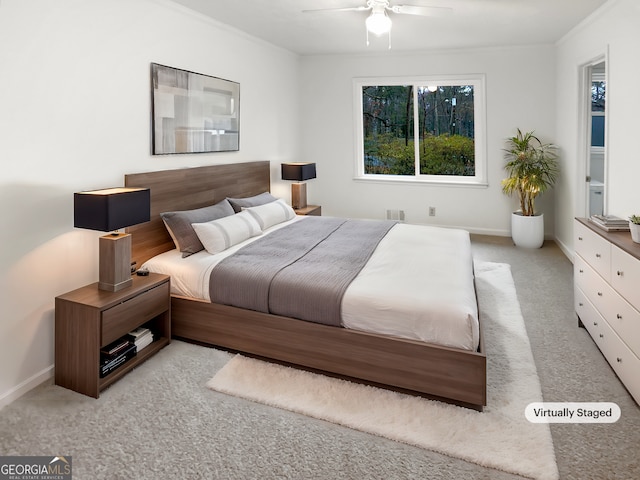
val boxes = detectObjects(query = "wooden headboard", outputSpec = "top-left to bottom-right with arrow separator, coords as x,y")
124,161 -> 271,268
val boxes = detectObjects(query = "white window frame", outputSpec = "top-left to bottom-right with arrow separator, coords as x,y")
353,74 -> 487,186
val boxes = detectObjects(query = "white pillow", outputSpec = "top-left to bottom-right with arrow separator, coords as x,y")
245,199 -> 296,230
192,210 -> 262,254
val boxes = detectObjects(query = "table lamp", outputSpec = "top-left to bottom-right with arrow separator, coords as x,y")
281,162 -> 316,209
74,187 -> 150,292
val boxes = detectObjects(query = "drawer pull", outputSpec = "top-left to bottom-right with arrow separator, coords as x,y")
597,292 -> 603,296
578,236 -> 583,241
579,302 -> 584,307
617,357 -> 622,363
593,322 -> 598,326
617,314 -> 622,319
599,334 -> 604,338
595,253 -> 601,258
616,270 -> 623,276
579,269 -> 584,273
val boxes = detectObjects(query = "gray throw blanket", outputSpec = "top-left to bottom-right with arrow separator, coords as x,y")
210,216 -> 397,326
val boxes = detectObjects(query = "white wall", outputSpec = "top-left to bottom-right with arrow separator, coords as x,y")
0,0 -> 300,406
299,46 -> 557,235
4,0 -> 633,407
555,0 -> 640,253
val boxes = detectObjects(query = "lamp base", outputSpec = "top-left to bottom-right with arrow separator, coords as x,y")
98,233 -> 133,292
291,182 -> 308,210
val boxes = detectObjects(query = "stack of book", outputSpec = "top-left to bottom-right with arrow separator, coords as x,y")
100,338 -> 136,378
128,327 -> 154,353
589,214 -> 630,232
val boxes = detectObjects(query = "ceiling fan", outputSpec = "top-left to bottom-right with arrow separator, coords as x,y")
303,0 -> 452,47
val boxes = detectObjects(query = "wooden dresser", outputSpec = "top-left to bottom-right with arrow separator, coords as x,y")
574,218 -> 640,404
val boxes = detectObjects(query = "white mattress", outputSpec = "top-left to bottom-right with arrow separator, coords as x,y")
143,218 -> 479,351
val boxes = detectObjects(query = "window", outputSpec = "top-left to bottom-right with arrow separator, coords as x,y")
591,77 -> 605,147
354,75 -> 486,185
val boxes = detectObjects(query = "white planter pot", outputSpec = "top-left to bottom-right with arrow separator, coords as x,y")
511,212 -> 544,248
630,222 -> 640,244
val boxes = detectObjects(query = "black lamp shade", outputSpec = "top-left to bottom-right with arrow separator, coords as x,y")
281,163 -> 316,182
74,187 -> 150,232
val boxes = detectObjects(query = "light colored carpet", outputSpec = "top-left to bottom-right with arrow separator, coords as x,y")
3,238 -> 639,478
207,261 -> 559,480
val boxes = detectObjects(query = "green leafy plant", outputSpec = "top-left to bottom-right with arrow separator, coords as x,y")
502,129 -> 559,216
364,134 -> 475,176
420,134 -> 475,176
629,215 -> 640,225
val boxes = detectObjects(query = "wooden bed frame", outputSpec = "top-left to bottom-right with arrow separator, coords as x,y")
125,161 -> 487,410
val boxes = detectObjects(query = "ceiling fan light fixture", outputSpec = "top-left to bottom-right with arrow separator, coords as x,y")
365,10 -> 392,36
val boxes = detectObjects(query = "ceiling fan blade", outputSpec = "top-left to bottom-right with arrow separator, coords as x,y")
389,5 -> 453,17
303,6 -> 370,14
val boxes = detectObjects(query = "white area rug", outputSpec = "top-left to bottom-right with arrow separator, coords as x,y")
207,261 -> 559,480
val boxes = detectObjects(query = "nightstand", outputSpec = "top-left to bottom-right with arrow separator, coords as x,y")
294,205 -> 322,216
55,273 -> 171,398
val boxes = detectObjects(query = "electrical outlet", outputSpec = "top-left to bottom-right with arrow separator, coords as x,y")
429,207 -> 436,217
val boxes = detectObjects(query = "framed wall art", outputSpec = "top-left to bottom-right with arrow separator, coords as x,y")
151,63 -> 240,155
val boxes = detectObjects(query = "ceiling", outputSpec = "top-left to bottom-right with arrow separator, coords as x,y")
169,0 -> 608,55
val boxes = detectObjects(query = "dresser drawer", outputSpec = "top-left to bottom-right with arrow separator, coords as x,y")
576,287 -> 640,404
595,312 -> 640,404
574,255 -> 616,317
611,245 -> 640,308
606,297 -> 640,357
102,281 -> 170,346
575,286 -> 604,340
575,220 -> 611,281
575,255 -> 640,355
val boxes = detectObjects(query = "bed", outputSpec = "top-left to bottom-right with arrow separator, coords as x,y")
125,161 -> 486,409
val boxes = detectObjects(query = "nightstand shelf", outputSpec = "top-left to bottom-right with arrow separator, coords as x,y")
55,273 -> 171,398
98,335 -> 169,391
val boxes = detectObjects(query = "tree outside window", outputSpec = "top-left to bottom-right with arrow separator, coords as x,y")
356,76 -> 486,185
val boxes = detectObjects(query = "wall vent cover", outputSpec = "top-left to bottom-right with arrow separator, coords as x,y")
385,209 -> 405,222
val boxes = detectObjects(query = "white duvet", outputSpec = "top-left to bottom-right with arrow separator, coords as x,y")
143,217 -> 479,351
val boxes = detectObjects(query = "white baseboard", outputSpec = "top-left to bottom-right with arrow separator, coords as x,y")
416,222 -> 511,238
0,365 -> 54,410
466,227 -> 511,237
554,236 -> 574,263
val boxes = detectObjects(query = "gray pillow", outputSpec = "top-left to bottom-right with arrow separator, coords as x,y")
161,199 -> 235,257
227,192 -> 277,213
